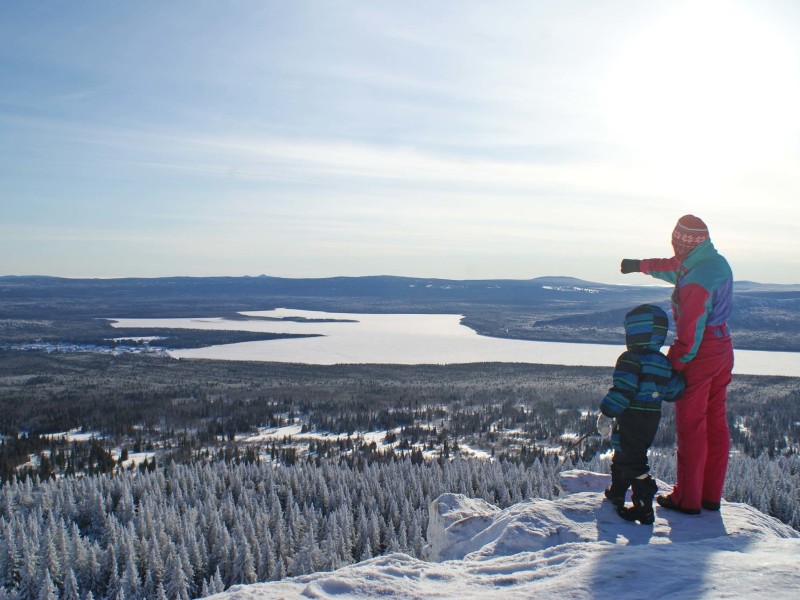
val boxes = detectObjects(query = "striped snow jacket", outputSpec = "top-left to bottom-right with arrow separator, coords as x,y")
601,305 -> 685,417
639,239 -> 733,370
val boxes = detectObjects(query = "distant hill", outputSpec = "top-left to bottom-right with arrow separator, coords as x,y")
0,274 -> 667,315
733,280 -> 800,293
1,275 -> 799,352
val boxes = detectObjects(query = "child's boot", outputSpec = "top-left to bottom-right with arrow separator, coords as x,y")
619,474 -> 657,525
604,466 -> 628,510
604,485 -> 626,509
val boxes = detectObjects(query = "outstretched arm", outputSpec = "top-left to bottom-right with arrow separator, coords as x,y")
620,257 -> 682,284
639,257 -> 682,285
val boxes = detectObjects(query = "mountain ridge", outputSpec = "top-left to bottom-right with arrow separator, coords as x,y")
3,273 -> 800,287
2,274 -> 799,352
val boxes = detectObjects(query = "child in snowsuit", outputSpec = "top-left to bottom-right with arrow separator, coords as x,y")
598,304 -> 685,524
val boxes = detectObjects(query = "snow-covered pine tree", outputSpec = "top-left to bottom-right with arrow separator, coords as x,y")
229,527 -> 256,585
61,569 -> 80,600
35,569 -> 57,600
162,546 -> 190,600
119,554 -> 142,600
1,452 -> 799,598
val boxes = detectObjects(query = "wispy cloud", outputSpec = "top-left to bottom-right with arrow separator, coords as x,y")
2,1 -> 800,282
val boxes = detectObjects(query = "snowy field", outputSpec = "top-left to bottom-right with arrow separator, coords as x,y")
238,425 -> 493,461
42,428 -> 102,443
208,470 -> 800,600
110,308 -> 800,377
36,429 -> 155,469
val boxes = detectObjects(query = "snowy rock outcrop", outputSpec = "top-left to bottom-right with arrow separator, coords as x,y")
425,468 -> 798,561
209,470 -> 800,599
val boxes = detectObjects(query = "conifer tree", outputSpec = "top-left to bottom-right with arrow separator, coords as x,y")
38,529 -> 62,593
258,535 -> 276,582
120,554 -> 142,600
398,524 -> 409,552
142,564 -> 158,600
62,569 -> 81,600
230,537 -> 256,585
210,566 -> 225,594
104,545 -> 121,600
359,543 -> 372,562
163,548 -> 190,600
272,556 -> 286,582
0,527 -> 20,589
17,540 -> 38,600
36,569 -> 57,600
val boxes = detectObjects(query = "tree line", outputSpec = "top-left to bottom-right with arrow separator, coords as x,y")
1,450 -> 799,600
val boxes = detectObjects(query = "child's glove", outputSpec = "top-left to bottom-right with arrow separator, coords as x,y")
664,372 -> 687,402
596,413 -> 615,438
620,259 -> 641,274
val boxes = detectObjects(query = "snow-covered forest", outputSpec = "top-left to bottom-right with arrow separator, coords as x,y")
2,355 -> 799,599
1,450 -> 799,599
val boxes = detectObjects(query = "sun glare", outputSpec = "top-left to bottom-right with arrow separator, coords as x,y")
603,2 -> 800,180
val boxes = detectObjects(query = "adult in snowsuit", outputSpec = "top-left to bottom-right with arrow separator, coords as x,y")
620,214 -> 734,514
598,304 -> 685,524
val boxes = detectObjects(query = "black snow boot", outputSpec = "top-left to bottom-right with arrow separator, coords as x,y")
618,475 -> 658,525
604,465 -> 628,510
604,485 -> 626,510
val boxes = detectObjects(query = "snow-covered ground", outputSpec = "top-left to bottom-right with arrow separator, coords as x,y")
115,451 -> 156,468
43,428 -> 103,442
6,341 -> 167,355
238,424 -> 400,446
207,470 -> 800,599
238,424 -> 494,461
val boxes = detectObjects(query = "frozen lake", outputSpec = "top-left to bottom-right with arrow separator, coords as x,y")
110,308 -> 800,377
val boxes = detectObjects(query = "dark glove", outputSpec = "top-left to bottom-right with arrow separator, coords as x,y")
620,259 -> 641,274
664,372 -> 687,402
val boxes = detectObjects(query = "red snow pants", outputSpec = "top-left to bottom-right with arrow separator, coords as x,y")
669,329 -> 734,510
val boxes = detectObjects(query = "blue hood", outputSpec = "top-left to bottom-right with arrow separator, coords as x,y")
624,304 -> 668,351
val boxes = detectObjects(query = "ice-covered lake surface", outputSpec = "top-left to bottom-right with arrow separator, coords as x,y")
110,308 -> 800,377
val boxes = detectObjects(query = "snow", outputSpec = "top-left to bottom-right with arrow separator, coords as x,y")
239,425 -> 400,445
43,428 -> 102,442
455,443 -> 492,460
8,340 -> 167,356
238,424 -> 494,462
541,285 -> 600,294
110,308 -> 800,377
207,470 -> 800,599
240,424 -> 305,442
116,451 -> 156,468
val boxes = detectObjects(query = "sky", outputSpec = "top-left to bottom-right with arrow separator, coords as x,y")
208,470 -> 800,599
1,0 -> 799,284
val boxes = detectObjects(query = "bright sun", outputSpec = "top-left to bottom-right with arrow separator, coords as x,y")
603,1 -> 800,178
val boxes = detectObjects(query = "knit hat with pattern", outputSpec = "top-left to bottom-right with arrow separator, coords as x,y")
672,214 -> 709,259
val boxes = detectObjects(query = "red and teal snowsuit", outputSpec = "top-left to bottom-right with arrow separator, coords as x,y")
640,238 -> 734,511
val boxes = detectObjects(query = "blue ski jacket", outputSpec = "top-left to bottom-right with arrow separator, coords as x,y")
601,304 -> 685,417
